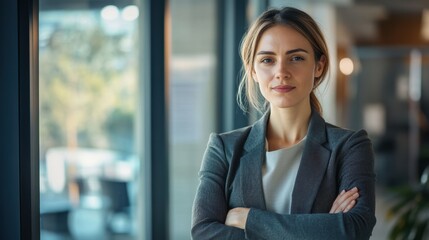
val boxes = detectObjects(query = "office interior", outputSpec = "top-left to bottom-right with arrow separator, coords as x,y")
1,0 -> 429,239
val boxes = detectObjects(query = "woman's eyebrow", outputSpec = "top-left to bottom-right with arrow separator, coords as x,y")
256,48 -> 309,56
256,51 -> 275,55
286,48 -> 308,54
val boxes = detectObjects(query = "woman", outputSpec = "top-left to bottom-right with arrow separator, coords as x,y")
192,7 -> 376,240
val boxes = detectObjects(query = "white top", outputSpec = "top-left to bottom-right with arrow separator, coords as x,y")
262,137 -> 306,214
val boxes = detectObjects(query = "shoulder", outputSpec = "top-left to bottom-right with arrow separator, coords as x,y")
324,122 -> 372,152
201,125 -> 253,168
310,110 -> 371,149
218,125 -> 252,142
208,125 -> 252,152
325,122 -> 357,140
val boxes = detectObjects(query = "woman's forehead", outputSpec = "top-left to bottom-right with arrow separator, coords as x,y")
256,25 -> 313,53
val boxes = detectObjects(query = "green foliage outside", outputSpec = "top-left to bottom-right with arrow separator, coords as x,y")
39,12 -> 138,158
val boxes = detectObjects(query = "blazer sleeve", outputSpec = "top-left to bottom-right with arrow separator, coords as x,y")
244,130 -> 376,240
191,133 -> 246,240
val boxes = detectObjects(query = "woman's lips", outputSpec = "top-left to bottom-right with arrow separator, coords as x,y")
272,85 -> 295,93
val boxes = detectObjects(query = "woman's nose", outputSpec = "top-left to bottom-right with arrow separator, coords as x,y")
275,61 -> 290,79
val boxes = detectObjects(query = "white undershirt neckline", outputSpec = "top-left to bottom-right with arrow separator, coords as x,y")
262,136 -> 307,214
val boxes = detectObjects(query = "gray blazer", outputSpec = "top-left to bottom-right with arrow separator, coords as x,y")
192,110 -> 376,240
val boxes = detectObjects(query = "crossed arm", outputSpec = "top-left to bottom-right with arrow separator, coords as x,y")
225,187 -> 360,229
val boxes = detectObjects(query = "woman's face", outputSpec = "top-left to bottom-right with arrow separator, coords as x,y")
252,24 -> 325,111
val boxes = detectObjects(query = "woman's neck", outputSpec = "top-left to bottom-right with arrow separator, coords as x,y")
266,104 -> 311,151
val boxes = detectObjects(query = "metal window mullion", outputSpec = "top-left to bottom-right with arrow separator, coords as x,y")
18,0 -> 39,239
219,0 -> 249,132
140,0 -> 169,239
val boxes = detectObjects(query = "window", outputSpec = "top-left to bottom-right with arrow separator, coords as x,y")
168,0 -> 219,238
39,2 -> 141,239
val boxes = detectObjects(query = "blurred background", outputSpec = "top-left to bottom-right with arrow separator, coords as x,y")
38,0 -> 429,239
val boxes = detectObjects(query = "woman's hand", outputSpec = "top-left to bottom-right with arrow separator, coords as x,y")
225,207 -> 250,229
330,187 -> 359,213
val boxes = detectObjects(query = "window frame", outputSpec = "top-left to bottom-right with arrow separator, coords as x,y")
18,0 -> 40,238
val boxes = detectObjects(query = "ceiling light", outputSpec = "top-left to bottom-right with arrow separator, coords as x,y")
339,58 -> 354,76
101,5 -> 119,21
122,5 -> 139,21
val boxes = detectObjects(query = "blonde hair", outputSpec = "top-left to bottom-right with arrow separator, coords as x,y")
237,7 -> 329,114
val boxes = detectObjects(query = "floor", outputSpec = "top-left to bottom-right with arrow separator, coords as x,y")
372,185 -> 396,240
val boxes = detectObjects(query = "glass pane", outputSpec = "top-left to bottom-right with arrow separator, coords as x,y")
39,2 -> 141,239
169,0 -> 218,239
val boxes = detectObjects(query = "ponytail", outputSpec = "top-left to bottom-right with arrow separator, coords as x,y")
310,91 -> 322,115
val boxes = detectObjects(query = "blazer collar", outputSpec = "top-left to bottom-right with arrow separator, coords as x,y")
240,109 -> 331,213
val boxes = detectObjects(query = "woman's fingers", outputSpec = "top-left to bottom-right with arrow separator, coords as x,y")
343,199 -> 356,213
335,191 -> 359,213
329,187 -> 359,213
225,207 -> 250,229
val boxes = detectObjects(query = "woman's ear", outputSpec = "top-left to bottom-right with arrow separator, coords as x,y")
314,55 -> 326,78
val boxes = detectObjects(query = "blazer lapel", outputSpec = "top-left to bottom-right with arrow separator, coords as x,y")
237,110 -> 331,213
240,145 -> 266,209
291,111 -> 331,214
239,111 -> 269,210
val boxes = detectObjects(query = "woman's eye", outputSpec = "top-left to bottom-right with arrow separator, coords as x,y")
261,58 -> 273,64
291,56 -> 304,62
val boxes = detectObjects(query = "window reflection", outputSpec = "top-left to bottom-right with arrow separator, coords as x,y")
169,0 -> 218,239
39,4 -> 140,239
